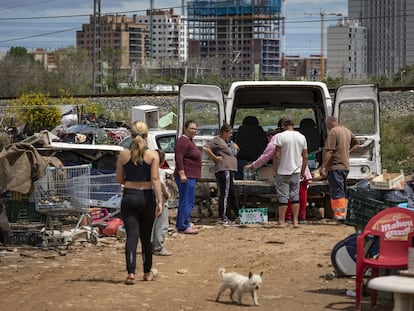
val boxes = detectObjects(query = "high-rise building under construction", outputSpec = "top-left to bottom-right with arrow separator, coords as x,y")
186,0 -> 284,79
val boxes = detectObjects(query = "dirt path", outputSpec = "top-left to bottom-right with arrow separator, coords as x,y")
0,219 -> 394,311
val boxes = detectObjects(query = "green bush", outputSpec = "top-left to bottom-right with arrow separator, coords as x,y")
9,93 -> 61,134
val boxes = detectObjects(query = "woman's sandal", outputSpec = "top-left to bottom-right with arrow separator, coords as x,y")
125,274 -> 135,285
143,269 -> 158,281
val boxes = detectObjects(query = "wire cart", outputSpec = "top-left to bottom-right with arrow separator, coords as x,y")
89,173 -> 122,221
34,164 -> 97,246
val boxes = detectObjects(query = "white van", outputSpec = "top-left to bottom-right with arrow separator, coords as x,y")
177,81 -> 381,210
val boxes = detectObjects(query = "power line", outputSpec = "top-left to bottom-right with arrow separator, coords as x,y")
1,5 -> 414,22
0,27 -> 79,43
0,0 -> 60,11
1,4 -> 414,52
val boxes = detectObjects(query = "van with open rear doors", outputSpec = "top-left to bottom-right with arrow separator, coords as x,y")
177,82 -> 381,215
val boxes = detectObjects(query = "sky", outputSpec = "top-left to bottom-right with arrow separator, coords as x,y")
0,0 -> 348,56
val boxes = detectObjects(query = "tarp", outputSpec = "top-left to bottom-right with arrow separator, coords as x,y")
0,143 -> 48,194
159,112 -> 176,128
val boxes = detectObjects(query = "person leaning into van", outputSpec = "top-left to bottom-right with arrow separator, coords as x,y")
116,121 -> 163,284
319,116 -> 359,222
174,120 -> 202,234
203,124 -> 240,225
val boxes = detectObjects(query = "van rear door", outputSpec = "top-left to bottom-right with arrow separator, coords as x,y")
333,84 -> 381,180
178,84 -> 225,181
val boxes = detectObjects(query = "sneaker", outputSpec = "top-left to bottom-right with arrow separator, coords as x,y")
218,217 -> 230,225
154,249 -> 172,256
299,220 -> 308,225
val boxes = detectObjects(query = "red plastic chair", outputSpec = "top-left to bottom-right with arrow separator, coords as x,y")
355,207 -> 414,310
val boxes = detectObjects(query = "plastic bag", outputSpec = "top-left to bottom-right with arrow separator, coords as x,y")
383,185 -> 414,208
102,218 -> 124,237
355,179 -> 383,201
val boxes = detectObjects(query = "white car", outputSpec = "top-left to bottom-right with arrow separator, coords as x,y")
118,129 -> 176,174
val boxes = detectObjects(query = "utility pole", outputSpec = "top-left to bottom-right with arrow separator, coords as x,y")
93,0 -> 102,94
305,9 -> 342,80
149,0 -> 154,64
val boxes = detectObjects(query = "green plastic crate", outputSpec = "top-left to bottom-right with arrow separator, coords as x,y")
4,200 -> 45,223
345,188 -> 387,230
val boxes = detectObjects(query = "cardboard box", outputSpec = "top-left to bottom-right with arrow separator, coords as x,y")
238,208 -> 268,224
371,170 -> 404,190
257,166 -> 274,182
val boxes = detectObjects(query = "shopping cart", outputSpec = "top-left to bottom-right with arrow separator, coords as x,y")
89,173 -> 122,222
34,164 -> 98,246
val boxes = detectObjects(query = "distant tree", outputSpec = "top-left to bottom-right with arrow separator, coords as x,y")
0,46 -> 45,97
47,47 -> 93,95
102,47 -> 128,92
6,47 -> 35,62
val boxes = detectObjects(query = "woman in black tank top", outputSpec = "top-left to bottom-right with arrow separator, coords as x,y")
116,121 -> 163,283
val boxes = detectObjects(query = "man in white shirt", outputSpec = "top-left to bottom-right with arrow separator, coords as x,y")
272,115 -> 308,228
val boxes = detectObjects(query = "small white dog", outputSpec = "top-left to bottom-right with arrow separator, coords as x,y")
215,268 -> 263,306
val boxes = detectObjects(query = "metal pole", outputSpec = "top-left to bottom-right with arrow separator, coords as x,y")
320,9 -> 325,80
93,0 -> 102,94
149,0 -> 153,64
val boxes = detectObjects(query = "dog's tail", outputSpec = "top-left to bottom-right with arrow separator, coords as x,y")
218,268 -> 226,279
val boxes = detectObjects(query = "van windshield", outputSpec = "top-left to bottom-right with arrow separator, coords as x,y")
233,108 -> 316,131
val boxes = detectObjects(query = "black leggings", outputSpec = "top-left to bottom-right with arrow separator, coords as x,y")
121,188 -> 156,274
215,170 -> 239,219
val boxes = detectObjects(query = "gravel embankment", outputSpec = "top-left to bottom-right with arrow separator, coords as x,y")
1,90 -> 414,118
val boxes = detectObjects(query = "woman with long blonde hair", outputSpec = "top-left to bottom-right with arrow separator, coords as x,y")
116,121 -> 162,283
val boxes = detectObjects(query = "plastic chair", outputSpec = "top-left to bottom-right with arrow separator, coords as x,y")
355,207 -> 414,310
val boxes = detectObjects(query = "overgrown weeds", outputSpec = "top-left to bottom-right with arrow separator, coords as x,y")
380,113 -> 414,174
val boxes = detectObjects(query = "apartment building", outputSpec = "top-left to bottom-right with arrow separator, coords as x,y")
76,15 -> 147,69
284,55 -> 325,80
348,0 -> 414,76
29,48 -> 57,70
284,55 -> 305,79
134,9 -> 183,67
76,9 -> 182,69
327,19 -> 367,80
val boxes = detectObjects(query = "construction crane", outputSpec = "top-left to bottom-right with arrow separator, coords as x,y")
305,9 -> 342,80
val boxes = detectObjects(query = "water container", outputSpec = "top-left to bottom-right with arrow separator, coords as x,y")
254,169 -> 259,181
243,167 -> 253,180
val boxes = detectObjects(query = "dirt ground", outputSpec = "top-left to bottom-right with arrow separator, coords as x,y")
0,211 -> 395,311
